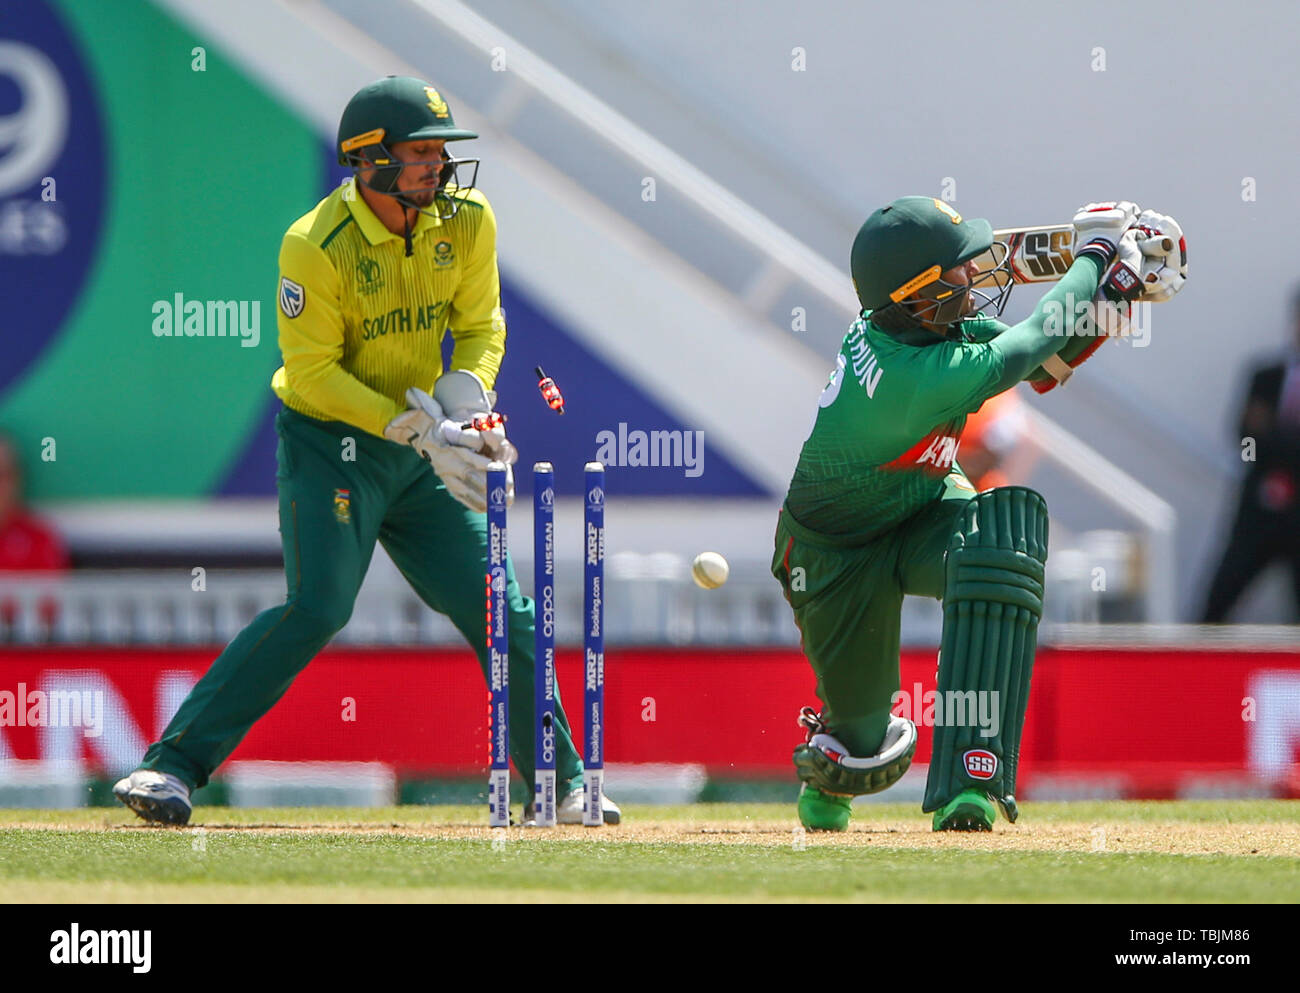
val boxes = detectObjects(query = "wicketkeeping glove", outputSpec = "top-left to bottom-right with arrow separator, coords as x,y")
433,370 -> 519,467
383,387 -> 507,513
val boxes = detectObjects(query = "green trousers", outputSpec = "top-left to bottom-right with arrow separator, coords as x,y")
771,472 -> 975,758
143,407 -> 585,794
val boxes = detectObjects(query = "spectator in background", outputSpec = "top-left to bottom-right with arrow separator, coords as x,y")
1200,288 -> 1300,622
0,432 -> 69,638
958,387 -> 1033,491
0,433 -> 68,572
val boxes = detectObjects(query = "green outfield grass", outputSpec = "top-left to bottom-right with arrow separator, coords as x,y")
1,802 -> 1297,903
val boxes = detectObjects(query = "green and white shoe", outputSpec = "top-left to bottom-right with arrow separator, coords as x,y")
932,788 -> 996,832
797,784 -> 852,832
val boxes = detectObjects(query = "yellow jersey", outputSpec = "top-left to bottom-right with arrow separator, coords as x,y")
271,178 -> 505,437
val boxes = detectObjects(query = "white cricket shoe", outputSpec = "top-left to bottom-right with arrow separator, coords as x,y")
113,770 -> 192,825
556,788 -> 621,825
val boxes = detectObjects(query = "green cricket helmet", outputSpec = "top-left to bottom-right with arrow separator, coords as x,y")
850,196 -> 1013,336
337,75 -> 480,220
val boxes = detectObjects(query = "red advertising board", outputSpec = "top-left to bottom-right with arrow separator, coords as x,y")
1,646 -> 1298,796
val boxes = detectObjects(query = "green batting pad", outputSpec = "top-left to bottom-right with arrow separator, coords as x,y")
922,487 -> 1047,820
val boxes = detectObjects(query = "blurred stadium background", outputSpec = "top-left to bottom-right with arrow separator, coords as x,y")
2,0 -> 1298,808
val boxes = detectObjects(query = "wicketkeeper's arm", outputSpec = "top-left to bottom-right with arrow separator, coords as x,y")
446,195 -> 506,390
276,233 -> 404,437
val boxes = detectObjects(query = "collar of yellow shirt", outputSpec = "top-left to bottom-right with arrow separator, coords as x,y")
344,177 -> 443,246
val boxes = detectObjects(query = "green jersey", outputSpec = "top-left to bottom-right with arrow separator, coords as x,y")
785,256 -> 1103,540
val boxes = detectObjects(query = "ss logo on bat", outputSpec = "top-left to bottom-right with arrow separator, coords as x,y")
1021,230 -> 1075,278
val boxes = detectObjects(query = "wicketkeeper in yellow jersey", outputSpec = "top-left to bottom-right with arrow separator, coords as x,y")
115,76 -> 619,827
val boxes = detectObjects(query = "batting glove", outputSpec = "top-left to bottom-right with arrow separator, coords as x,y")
1132,209 -> 1187,303
1072,201 -> 1141,268
1099,228 -> 1145,304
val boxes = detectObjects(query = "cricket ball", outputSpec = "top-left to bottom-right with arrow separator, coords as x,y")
691,551 -> 729,589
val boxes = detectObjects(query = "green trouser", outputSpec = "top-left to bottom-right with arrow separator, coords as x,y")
771,472 -> 974,757
142,407 -> 585,794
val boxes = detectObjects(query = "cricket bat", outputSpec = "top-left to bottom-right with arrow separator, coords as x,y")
975,225 -> 1173,284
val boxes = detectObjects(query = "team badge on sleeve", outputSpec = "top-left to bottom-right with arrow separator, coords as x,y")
279,277 -> 305,318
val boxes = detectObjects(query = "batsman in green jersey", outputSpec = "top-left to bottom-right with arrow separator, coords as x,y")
115,76 -> 619,827
773,196 -> 1187,831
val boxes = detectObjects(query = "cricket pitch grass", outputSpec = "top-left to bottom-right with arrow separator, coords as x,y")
1,801 -> 1297,903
